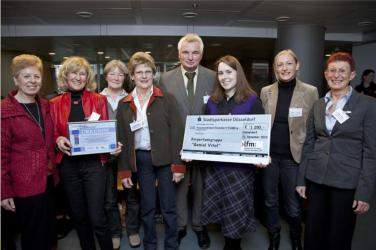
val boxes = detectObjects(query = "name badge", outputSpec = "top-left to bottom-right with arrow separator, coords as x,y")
88,112 -> 101,121
203,95 -> 210,104
289,108 -> 303,117
332,109 -> 350,124
130,120 -> 143,132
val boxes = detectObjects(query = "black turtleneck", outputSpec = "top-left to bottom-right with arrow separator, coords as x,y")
270,78 -> 296,159
68,90 -> 85,122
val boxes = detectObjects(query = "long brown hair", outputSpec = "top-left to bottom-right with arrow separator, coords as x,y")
211,55 -> 256,103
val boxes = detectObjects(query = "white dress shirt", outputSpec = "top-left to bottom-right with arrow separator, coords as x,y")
181,66 -> 199,94
132,88 -> 152,150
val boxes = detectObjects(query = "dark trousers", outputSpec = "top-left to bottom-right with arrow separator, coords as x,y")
60,155 -> 112,250
262,158 -> 301,233
13,175 -> 56,250
104,160 -> 122,238
304,181 -> 356,250
136,150 -> 178,250
176,161 -> 203,231
125,172 -> 140,235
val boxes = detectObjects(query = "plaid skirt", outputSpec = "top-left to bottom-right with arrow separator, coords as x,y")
201,166 -> 256,238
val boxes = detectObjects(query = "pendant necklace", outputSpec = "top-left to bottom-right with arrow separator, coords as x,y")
22,102 -> 43,131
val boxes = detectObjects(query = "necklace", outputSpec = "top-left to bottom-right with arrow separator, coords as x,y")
22,102 -> 43,131
73,99 -> 82,105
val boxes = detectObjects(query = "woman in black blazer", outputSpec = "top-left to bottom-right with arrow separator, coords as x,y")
296,52 -> 376,250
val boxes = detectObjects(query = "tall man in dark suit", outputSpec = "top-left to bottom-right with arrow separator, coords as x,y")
160,33 -> 216,249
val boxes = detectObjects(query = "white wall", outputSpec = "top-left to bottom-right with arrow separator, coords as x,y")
352,42 -> 376,87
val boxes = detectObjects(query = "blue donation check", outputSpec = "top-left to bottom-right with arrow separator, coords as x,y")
68,120 -> 117,156
181,114 -> 271,165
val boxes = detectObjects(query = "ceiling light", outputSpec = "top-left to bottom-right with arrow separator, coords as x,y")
275,16 -> 291,22
76,11 -> 93,18
325,54 -> 331,57
210,43 -> 221,47
105,56 -> 110,59
182,11 -> 198,19
358,21 -> 373,26
167,44 -> 174,48
97,51 -> 104,55
48,52 -> 56,55
145,51 -> 152,54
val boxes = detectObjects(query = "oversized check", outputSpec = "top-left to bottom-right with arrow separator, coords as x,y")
181,114 -> 271,165
68,120 -> 117,156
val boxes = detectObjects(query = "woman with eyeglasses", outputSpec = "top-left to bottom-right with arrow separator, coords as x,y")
296,52 -> 376,250
117,52 -> 185,250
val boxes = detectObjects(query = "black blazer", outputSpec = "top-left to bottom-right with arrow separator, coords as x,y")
297,90 -> 376,202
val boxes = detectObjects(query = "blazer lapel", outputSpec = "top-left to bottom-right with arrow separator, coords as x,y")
193,66 -> 207,111
174,67 -> 190,109
331,90 -> 358,134
267,82 -> 278,124
288,80 -> 305,124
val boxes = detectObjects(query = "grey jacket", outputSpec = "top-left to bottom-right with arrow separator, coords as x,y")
297,91 -> 376,202
159,65 -> 216,124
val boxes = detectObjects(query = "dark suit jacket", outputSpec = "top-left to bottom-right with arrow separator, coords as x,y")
159,65 -> 216,124
297,90 -> 376,202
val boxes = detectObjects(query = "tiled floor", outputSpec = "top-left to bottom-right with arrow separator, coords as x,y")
58,204 -> 376,250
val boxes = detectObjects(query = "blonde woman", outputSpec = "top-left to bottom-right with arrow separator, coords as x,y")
50,56 -> 120,250
260,49 -> 318,250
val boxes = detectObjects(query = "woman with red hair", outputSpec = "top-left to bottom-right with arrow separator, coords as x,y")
296,52 -> 376,250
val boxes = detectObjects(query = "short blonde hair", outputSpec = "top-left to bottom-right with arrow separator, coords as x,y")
103,59 -> 128,77
128,52 -> 156,76
57,56 -> 97,91
11,54 -> 43,77
177,33 -> 204,54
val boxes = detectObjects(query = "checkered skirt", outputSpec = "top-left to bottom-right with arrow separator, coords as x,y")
201,165 -> 256,238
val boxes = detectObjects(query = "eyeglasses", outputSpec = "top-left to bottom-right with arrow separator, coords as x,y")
326,68 -> 349,76
134,70 -> 153,77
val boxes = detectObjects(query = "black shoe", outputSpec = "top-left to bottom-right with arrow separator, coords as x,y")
290,239 -> 303,250
194,229 -> 210,249
268,231 -> 280,250
178,228 -> 187,245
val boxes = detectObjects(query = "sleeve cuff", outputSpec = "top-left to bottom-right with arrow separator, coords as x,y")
171,164 -> 186,173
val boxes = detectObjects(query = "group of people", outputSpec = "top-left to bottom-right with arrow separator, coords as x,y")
1,33 -> 375,250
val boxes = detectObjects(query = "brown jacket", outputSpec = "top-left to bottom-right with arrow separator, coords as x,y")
117,86 -> 185,182
260,80 -> 319,163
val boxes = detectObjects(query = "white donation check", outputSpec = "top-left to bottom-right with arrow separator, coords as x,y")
68,120 -> 117,156
182,115 -> 271,165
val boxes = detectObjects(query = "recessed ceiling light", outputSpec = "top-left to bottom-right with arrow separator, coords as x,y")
145,51 -> 152,54
97,51 -> 104,55
210,43 -> 221,47
182,11 -> 198,19
325,54 -> 331,57
76,11 -> 93,18
48,52 -> 56,55
105,56 -> 110,59
275,16 -> 291,22
358,21 -> 373,26
167,44 -> 174,48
